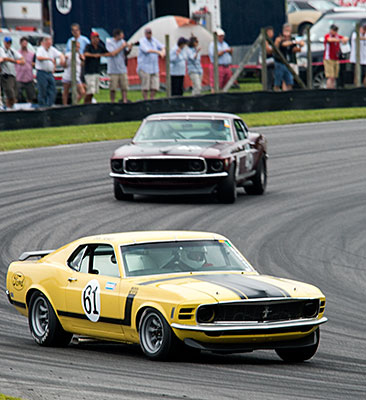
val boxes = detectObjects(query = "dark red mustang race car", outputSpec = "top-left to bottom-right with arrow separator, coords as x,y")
110,112 -> 267,203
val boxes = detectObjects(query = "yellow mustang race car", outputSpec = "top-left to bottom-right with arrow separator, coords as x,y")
6,231 -> 327,361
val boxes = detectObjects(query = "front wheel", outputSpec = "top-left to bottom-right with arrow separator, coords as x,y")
275,329 -> 320,362
139,308 -> 176,360
217,165 -> 237,203
245,156 -> 267,195
28,292 -> 72,347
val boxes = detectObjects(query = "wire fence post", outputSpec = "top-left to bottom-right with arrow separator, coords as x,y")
71,40 -> 77,105
165,34 -> 171,97
355,23 -> 361,87
261,29 -> 267,91
306,25 -> 313,89
213,32 -> 219,93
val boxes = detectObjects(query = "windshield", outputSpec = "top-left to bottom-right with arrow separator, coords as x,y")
121,240 -> 254,277
310,17 -> 359,42
134,119 -> 233,142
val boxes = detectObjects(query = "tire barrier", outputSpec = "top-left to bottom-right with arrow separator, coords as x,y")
1,88 -> 366,131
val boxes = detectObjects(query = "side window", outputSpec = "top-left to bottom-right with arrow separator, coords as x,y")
234,120 -> 247,141
93,244 -> 120,278
68,245 -> 89,272
68,244 -> 120,277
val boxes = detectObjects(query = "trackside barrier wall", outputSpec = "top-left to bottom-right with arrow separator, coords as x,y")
1,89 -> 366,131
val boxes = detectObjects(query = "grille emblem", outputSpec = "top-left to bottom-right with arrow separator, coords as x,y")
262,306 -> 271,319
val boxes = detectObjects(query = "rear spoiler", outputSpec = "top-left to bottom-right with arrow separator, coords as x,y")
19,250 -> 55,261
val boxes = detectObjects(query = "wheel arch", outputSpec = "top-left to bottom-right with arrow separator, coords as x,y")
135,302 -> 171,332
26,286 -> 59,319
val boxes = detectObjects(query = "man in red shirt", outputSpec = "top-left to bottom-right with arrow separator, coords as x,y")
323,24 -> 348,89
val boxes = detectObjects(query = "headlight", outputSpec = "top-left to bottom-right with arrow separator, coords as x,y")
297,57 -> 308,68
196,305 -> 217,323
210,159 -> 224,172
111,159 -> 123,172
125,159 -> 143,172
189,159 -> 205,172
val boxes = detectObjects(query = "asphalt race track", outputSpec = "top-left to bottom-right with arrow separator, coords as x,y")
1,120 -> 366,400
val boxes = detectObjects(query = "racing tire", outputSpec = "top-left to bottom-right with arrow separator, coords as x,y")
28,292 -> 72,347
114,179 -> 133,201
245,156 -> 267,195
139,308 -> 177,360
275,328 -> 320,363
217,164 -> 237,204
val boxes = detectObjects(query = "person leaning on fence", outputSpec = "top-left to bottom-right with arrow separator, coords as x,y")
15,37 -> 36,104
170,37 -> 188,96
36,37 -> 65,107
0,36 -> 25,109
83,31 -> 113,104
274,23 -> 303,91
323,24 -> 348,89
208,28 -> 233,92
350,23 -> 366,86
62,40 -> 85,105
137,27 -> 165,100
106,28 -> 132,103
264,26 -> 275,91
66,23 -> 90,55
187,35 -> 203,96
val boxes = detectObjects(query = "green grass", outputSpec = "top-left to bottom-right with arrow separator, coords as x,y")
94,82 -> 262,103
0,394 -> 22,400
1,107 -> 366,152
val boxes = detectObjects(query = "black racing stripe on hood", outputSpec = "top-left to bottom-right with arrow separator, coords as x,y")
138,274 -> 289,299
194,274 -> 290,299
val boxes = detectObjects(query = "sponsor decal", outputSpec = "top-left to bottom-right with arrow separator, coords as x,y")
56,0 -> 72,15
105,282 -> 117,291
12,272 -> 25,290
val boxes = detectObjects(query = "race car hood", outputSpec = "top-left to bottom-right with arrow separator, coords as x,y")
112,141 -> 232,159
137,272 -> 324,303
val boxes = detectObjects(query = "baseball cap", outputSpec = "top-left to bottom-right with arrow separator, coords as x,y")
90,31 -> 99,38
4,36 -> 12,43
216,28 -> 225,36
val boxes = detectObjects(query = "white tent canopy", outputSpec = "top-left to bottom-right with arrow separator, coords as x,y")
127,15 -> 213,58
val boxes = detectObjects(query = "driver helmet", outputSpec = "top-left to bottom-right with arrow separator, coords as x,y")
181,246 -> 207,270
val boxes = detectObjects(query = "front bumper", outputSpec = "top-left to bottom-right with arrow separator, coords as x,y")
110,171 -> 228,196
172,316 -> 328,336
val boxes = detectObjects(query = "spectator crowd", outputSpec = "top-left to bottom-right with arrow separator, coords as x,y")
0,20 -> 365,109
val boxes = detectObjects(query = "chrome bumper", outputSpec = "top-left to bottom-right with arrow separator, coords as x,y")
172,316 -> 328,334
110,172 -> 228,179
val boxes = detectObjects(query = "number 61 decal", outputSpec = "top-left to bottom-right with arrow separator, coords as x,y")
82,279 -> 101,322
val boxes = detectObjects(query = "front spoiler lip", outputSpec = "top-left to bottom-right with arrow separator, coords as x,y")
171,316 -> 328,333
110,172 -> 228,179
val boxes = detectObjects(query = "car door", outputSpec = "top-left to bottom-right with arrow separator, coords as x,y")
233,119 -> 254,180
63,243 -> 125,339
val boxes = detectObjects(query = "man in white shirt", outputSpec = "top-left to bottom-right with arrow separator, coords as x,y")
208,28 -> 233,92
106,29 -> 132,103
0,36 -> 25,109
350,23 -> 366,86
36,37 -> 65,107
137,28 -> 165,100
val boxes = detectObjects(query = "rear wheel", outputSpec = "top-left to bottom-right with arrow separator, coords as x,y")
139,308 -> 177,360
313,71 -> 327,89
245,157 -> 267,195
275,329 -> 320,362
217,164 -> 237,204
28,292 -> 72,347
114,179 -> 133,201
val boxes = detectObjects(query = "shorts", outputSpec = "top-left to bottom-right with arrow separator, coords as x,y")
324,59 -> 339,79
274,61 -> 293,87
2,74 -> 17,99
109,73 -> 129,91
85,74 -> 100,95
138,70 -> 159,91
17,81 -> 36,102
